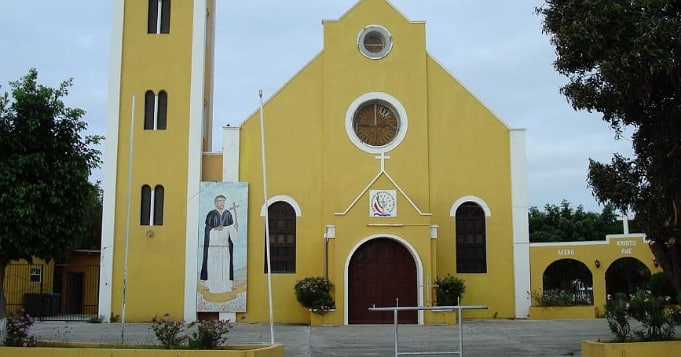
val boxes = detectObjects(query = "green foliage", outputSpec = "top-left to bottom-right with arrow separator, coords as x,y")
151,314 -> 187,349
186,320 -> 234,350
529,200 -> 635,242
606,290 -> 681,342
604,293 -> 631,342
294,276 -> 335,314
0,68 -> 102,264
537,0 -> 681,295
649,272 -> 678,304
532,289 -> 591,307
434,274 -> 465,306
150,314 -> 234,350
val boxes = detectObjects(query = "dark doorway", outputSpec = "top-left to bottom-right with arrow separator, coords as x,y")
606,257 -> 651,296
348,238 -> 417,324
65,272 -> 84,314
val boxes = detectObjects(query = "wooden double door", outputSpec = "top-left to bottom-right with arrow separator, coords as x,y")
348,238 -> 418,324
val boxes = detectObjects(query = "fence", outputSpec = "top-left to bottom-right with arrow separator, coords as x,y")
4,262 -> 99,321
369,302 -> 488,356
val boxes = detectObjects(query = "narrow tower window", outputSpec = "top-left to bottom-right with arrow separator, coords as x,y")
143,90 -> 168,130
141,184 -> 164,226
148,0 -> 171,34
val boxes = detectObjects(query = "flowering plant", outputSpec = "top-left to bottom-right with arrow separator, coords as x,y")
4,309 -> 37,347
294,276 -> 335,314
151,313 -> 188,349
605,289 -> 681,342
150,314 -> 234,349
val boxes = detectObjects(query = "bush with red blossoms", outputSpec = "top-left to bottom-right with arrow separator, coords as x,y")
4,309 -> 37,347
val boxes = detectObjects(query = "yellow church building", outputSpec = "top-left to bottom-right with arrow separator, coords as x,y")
99,0 -> 531,325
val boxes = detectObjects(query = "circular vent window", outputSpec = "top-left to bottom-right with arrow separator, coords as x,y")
357,25 -> 392,59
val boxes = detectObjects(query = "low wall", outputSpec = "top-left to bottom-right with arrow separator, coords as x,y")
1,342 -> 284,357
529,306 -> 597,319
582,339 -> 681,357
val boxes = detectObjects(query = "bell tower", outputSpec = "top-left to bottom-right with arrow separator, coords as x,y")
99,0 -> 215,322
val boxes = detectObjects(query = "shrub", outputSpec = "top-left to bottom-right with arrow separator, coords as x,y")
4,309 -> 37,347
294,276 -> 335,314
150,314 -> 234,350
187,319 -> 234,349
605,289 -> 681,342
532,288 -> 592,307
434,274 -> 465,306
150,313 -> 188,349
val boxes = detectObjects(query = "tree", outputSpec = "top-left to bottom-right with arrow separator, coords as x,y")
537,2 -> 681,293
0,69 -> 102,340
529,200 -> 627,242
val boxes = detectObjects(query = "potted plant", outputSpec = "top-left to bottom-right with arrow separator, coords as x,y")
294,276 -> 335,314
434,274 -> 465,306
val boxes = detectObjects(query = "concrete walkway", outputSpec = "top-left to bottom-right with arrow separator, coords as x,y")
32,319 -> 613,356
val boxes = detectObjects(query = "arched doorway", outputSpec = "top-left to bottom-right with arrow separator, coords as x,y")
540,259 -> 593,305
606,257 -> 651,296
348,238 -> 417,324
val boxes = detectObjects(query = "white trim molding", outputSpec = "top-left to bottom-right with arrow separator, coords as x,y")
449,196 -> 492,217
259,195 -> 303,217
510,128 -> 530,318
98,0 -> 125,323
345,92 -> 408,154
183,0 -> 209,321
343,235 -> 424,325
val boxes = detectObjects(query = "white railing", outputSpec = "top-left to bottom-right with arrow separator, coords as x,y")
368,301 -> 487,356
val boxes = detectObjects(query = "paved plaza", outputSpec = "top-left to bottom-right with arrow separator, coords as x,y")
32,318 -> 614,356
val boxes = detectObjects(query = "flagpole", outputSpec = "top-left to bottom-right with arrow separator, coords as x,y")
259,90 -> 275,344
121,92 -> 135,344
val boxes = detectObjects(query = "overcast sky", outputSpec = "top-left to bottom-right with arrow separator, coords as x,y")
0,0 -> 634,212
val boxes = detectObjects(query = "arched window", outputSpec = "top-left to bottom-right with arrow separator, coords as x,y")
455,202 -> 487,273
265,201 -> 296,273
157,90 -> 168,129
143,90 -> 168,130
153,185 -> 164,225
140,185 -> 152,225
148,0 -> 171,34
140,184 -> 164,226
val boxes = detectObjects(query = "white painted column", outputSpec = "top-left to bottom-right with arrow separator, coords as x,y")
222,126 -> 241,182
510,129 -> 531,318
183,0 -> 208,322
98,0 -> 125,323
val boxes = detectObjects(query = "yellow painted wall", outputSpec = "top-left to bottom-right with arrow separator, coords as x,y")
233,0 -> 517,324
3,258 -> 55,311
109,0 -> 214,321
529,234 -> 660,317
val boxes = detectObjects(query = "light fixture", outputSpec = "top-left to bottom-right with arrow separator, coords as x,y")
325,225 -> 336,240
146,230 -> 154,238
594,259 -> 601,268
430,225 -> 439,239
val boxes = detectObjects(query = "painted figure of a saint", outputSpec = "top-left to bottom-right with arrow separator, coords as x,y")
199,194 -> 238,293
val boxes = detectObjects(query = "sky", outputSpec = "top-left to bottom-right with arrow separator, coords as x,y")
0,0 -> 635,212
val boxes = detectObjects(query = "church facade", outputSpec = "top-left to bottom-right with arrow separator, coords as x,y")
99,0 -> 531,325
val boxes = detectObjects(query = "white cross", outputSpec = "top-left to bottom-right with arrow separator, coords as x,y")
617,214 -> 634,235
375,152 -> 390,172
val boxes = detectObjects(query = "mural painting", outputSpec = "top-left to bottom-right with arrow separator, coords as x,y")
196,182 -> 248,312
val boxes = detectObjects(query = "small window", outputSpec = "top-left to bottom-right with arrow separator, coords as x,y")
456,202 -> 487,273
140,185 -> 152,225
153,185 -> 164,225
265,202 -> 296,273
141,184 -> 164,226
30,266 -> 42,283
148,0 -> 171,34
143,90 -> 168,130
357,25 -> 393,59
